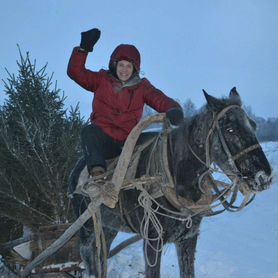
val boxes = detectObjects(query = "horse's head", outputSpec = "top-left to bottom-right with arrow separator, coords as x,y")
203,87 -> 273,192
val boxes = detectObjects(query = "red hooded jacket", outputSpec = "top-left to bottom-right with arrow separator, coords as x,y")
67,45 -> 181,141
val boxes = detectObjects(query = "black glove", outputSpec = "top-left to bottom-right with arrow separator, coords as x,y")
80,28 -> 101,52
166,108 -> 184,125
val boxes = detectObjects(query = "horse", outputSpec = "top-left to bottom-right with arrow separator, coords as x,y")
69,87 -> 272,278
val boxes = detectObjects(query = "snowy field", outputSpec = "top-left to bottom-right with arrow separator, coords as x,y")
1,142 -> 277,278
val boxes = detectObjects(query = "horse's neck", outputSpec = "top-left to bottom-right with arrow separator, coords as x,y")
168,110 -> 213,198
172,109 -> 213,176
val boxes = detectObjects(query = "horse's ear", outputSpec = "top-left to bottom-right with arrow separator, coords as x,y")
229,86 -> 242,106
203,89 -> 223,111
229,87 -> 239,97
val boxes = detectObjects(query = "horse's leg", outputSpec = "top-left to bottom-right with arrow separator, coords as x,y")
175,234 -> 198,278
100,228 -> 118,277
80,226 -> 96,278
143,239 -> 163,278
80,226 -> 118,278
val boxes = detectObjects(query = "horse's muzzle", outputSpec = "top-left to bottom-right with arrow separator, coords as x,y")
248,169 -> 273,192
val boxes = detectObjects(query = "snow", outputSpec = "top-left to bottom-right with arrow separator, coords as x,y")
12,226 -> 33,260
1,142 -> 277,277
13,242 -> 32,260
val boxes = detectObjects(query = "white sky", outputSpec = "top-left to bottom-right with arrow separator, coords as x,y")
0,0 -> 277,118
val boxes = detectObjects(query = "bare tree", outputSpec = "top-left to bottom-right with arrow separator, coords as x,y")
183,98 -> 197,118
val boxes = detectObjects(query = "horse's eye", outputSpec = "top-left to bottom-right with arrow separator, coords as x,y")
227,127 -> 234,133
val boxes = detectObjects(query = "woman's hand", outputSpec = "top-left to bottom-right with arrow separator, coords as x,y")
80,28 -> 101,52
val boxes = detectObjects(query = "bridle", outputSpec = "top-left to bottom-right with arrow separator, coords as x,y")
188,105 -> 261,214
205,105 -> 261,174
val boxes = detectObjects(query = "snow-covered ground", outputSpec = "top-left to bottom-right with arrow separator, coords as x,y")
1,142 -> 277,278
108,142 -> 278,278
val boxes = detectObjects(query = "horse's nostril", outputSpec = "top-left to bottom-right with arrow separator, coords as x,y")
255,171 -> 263,185
259,176 -> 264,185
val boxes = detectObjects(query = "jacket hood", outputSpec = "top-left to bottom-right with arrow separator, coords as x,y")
109,44 -> 141,72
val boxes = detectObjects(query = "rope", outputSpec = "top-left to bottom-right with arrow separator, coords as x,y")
138,189 -> 164,267
135,184 -> 199,267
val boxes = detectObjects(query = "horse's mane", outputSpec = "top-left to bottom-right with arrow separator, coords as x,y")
172,94 -> 242,160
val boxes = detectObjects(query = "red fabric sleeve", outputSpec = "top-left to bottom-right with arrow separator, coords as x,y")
142,79 -> 181,112
67,47 -> 101,92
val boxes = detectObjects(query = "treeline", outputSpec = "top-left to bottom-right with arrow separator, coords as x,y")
244,105 -> 278,142
144,99 -> 278,142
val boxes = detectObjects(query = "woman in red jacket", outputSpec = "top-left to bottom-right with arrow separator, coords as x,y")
67,28 -> 183,205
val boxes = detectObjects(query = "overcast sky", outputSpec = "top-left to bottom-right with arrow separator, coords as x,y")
0,0 -> 277,119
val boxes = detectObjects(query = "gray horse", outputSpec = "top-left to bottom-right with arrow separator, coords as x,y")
69,87 -> 272,278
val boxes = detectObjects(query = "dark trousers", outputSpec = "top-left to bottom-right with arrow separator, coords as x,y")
81,124 -> 157,172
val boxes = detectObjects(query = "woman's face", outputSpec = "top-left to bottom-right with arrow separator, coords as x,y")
116,60 -> 134,82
